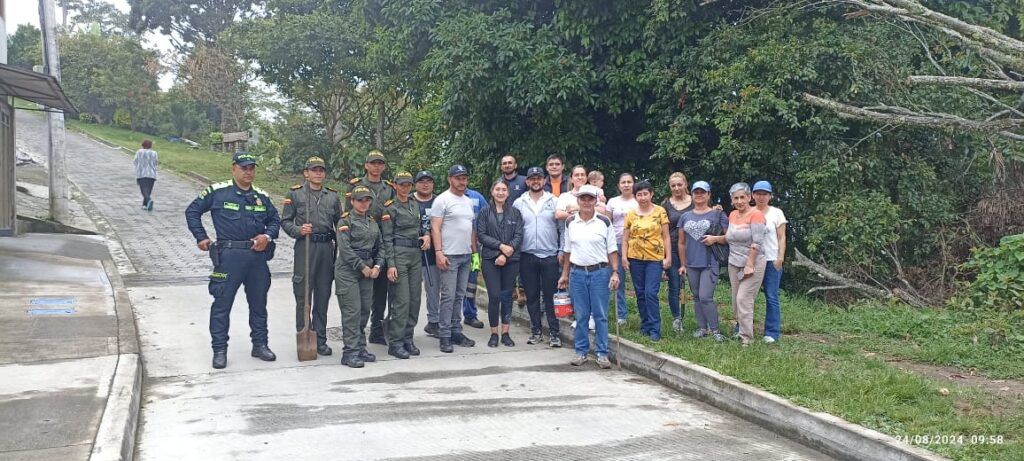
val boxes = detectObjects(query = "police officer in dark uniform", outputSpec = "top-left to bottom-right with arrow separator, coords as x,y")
335,186 -> 384,368
346,150 -> 395,345
185,151 -> 281,369
280,156 -> 341,356
381,171 -> 427,359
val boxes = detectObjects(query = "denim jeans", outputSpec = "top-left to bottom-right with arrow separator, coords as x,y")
615,266 -> 628,320
629,259 -> 663,338
570,266 -> 611,356
438,254 -> 472,339
666,251 -> 683,319
422,263 -> 440,323
763,261 -> 783,340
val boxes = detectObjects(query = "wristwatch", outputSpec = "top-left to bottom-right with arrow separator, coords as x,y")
263,234 -> 274,243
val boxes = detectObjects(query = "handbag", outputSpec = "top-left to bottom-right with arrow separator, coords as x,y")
707,210 -> 729,266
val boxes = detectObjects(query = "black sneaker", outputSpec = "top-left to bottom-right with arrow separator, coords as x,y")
251,344 -> 277,361
368,332 -> 387,345
488,333 -> 499,348
453,333 -> 476,347
388,344 -> 410,359
501,333 -> 515,347
212,350 -> 227,369
424,322 -> 439,337
317,343 -> 333,356
358,348 -> 377,362
439,337 -> 453,353
341,352 -> 364,368
464,318 -> 484,329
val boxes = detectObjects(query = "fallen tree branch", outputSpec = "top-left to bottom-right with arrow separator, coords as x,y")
908,76 -> 1024,91
792,249 -> 930,307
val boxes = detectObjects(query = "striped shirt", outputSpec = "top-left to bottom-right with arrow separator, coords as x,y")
133,148 -> 158,179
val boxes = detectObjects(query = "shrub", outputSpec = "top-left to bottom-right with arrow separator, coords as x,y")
958,234 -> 1024,311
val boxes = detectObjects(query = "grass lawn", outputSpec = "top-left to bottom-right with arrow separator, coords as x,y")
64,120 -> 302,198
611,280 -> 1023,460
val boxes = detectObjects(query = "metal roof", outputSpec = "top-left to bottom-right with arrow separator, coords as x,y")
0,63 -> 76,112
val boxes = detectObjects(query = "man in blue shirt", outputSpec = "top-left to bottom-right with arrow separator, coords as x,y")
185,151 -> 281,369
462,187 -> 489,328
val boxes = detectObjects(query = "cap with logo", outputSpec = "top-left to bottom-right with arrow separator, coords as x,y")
526,166 -> 545,178
448,164 -> 469,177
415,170 -> 434,182
394,171 -> 414,185
305,156 -> 326,169
752,180 -> 773,193
366,150 -> 386,163
232,151 -> 257,166
691,181 -> 711,192
350,186 -> 373,200
576,185 -> 601,198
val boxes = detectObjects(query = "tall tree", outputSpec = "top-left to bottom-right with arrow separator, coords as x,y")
7,25 -> 43,70
60,33 -> 162,127
128,0 -> 261,51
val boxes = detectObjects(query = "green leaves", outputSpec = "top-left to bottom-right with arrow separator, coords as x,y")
959,234 -> 1024,311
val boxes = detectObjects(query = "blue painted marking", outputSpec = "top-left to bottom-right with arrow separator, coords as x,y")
30,298 -> 76,306
27,308 -> 77,315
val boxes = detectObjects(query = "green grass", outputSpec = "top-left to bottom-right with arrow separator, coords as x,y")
64,120 -> 302,198
613,282 -> 1023,460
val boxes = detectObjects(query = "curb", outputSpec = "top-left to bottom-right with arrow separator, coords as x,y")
90,259 -> 145,461
486,287 -> 947,461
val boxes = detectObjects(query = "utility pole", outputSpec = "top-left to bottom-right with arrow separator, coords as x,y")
39,0 -> 68,222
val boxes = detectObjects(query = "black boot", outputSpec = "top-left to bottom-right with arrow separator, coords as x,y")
341,352 -> 364,368
317,343 -> 333,356
368,328 -> 387,345
439,337 -> 453,353
404,340 -> 421,356
452,332 -> 476,347
501,333 -> 515,347
424,322 -> 439,337
388,344 -> 411,359
251,344 -> 277,361
358,348 -> 377,363
487,333 -> 499,348
212,350 -> 227,369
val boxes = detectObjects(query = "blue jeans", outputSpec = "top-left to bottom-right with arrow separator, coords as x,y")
462,269 -> 479,320
570,266 -> 611,356
763,261 -> 783,340
667,251 -> 683,319
615,266 -> 628,320
629,259 -> 663,338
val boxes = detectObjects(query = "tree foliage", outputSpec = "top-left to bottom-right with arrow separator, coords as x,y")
7,25 -> 43,70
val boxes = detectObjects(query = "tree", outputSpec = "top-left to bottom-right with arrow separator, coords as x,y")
128,0 -> 261,51
178,44 -> 249,132
7,25 -> 43,70
58,0 -> 131,35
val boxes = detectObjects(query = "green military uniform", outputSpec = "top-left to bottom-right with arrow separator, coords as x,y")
381,172 -> 424,358
346,150 -> 396,344
280,157 -> 341,354
335,186 -> 384,368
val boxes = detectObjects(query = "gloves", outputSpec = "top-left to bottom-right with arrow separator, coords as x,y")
472,252 -> 481,272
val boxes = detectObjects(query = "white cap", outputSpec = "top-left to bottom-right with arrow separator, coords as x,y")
577,185 -> 601,198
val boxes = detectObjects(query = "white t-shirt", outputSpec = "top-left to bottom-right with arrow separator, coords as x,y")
430,191 -> 475,255
563,213 -> 618,266
606,196 -> 638,241
555,190 -> 579,214
761,206 -> 788,261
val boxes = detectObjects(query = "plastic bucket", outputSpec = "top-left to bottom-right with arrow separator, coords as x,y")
553,291 -> 574,318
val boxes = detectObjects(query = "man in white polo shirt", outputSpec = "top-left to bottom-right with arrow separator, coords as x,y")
557,185 -> 621,369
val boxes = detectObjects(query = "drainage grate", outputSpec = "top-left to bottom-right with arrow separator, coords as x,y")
30,297 -> 76,306
27,308 -> 77,315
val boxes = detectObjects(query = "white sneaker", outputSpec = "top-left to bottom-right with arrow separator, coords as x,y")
570,320 -> 578,330
671,317 -> 682,332
588,318 -> 596,331
763,336 -> 776,344
616,318 -> 626,326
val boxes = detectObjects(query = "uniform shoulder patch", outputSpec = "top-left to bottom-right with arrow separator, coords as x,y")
253,186 -> 270,197
325,186 -> 337,193
349,178 -> 361,185
290,184 -> 303,190
341,212 -> 350,219
211,180 -> 232,190
385,180 -> 395,187
383,199 -> 394,207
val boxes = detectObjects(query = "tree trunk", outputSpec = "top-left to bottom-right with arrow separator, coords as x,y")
792,249 -> 930,308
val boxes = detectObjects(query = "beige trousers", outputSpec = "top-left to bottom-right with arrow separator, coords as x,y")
729,263 -> 766,342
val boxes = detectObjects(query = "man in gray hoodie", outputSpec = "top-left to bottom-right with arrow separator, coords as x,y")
512,167 -> 563,347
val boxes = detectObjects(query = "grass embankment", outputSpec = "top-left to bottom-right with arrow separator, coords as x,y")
64,120 -> 301,198
616,285 -> 1023,460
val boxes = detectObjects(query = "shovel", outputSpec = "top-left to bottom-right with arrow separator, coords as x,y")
297,182 -> 318,361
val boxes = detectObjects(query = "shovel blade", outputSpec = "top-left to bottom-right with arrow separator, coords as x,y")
297,328 -> 317,362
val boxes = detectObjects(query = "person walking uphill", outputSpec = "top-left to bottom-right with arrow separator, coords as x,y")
185,151 -> 280,370
347,149 -> 396,346
476,181 -> 524,348
558,185 -> 620,369
133,139 -> 158,211
513,167 -> 563,347
431,165 -> 478,353
281,156 -> 340,357
382,172 -> 426,359
335,186 -> 384,368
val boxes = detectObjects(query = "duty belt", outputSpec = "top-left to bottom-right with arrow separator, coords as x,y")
309,233 -> 334,243
572,262 -> 608,272
352,248 -> 376,260
216,240 -> 254,249
393,236 -> 421,248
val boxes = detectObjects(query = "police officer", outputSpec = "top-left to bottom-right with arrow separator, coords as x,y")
347,150 -> 396,345
281,156 -> 341,356
185,151 -> 281,369
335,186 -> 384,368
381,172 -> 427,359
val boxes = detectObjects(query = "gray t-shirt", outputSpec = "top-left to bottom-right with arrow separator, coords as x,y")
430,190 -> 475,255
677,209 -> 729,268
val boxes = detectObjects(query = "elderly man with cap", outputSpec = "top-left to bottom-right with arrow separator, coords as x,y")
430,164 -> 478,353
335,185 -> 384,368
512,166 -> 563,347
381,171 -> 427,359
185,151 -> 281,369
280,156 -> 341,356
347,149 -> 396,346
558,185 -> 620,368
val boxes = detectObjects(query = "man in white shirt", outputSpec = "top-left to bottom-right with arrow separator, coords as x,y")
430,165 -> 478,353
558,185 -> 620,369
